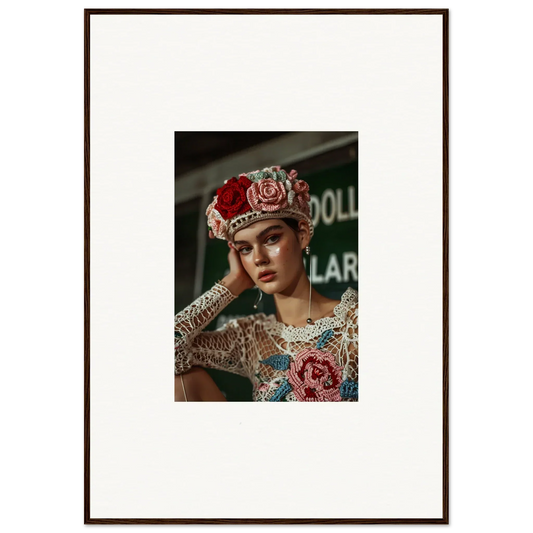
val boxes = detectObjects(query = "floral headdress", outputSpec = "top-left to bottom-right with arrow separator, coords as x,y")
206,166 -> 314,241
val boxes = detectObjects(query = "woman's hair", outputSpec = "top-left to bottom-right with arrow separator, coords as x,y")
282,217 -> 300,233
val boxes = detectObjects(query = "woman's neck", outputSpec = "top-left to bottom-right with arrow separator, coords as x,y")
273,270 -> 334,327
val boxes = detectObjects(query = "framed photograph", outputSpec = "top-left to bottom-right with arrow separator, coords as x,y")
174,132 -> 359,403
85,8 -> 448,524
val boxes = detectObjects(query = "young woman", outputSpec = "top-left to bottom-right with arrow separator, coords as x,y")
174,166 -> 358,402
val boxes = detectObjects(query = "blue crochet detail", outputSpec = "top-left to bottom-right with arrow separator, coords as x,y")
174,330 -> 183,338
340,380 -> 358,399
260,354 -> 290,370
316,329 -> 334,349
269,380 -> 292,402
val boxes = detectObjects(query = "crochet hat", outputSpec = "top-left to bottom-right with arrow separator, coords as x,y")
206,166 -> 314,241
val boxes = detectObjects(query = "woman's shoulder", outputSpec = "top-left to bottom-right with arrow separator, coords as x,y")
342,286 -> 358,302
336,286 -> 358,323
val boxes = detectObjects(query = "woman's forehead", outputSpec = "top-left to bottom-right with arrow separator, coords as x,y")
233,219 -> 285,241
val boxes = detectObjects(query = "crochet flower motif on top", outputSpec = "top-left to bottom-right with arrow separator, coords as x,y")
205,166 -> 314,241
247,178 -> 288,212
215,176 -> 252,219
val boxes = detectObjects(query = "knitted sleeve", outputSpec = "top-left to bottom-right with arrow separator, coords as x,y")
174,283 -> 249,378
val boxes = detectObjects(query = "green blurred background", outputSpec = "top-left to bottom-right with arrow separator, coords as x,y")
175,132 -> 358,401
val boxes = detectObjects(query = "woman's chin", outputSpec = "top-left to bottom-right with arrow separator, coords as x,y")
257,280 -> 281,295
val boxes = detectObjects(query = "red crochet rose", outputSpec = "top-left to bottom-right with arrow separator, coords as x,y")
287,348 -> 343,402
215,176 -> 252,220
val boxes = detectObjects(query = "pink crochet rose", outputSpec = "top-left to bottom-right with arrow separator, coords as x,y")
287,348 -> 343,402
246,178 -> 288,212
292,179 -> 311,217
296,196 -> 311,217
206,198 -> 217,217
206,199 -> 226,239
292,179 -> 309,196
288,169 -> 298,182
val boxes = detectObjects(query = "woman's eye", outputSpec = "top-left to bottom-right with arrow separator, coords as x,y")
238,246 -> 252,254
265,235 -> 280,244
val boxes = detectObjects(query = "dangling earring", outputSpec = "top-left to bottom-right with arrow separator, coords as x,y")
253,286 -> 263,309
305,246 -> 312,324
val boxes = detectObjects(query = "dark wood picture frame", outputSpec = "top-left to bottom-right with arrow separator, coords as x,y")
84,8 -> 449,525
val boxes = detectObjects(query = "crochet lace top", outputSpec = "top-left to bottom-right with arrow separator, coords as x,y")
174,283 -> 359,402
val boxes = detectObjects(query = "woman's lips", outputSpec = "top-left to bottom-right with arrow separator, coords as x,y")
258,272 -> 276,282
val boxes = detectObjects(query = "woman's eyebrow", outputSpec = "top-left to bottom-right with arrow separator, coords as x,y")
257,225 -> 283,239
233,225 -> 283,246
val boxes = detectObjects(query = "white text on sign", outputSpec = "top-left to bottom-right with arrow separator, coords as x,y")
304,252 -> 358,284
310,186 -> 358,227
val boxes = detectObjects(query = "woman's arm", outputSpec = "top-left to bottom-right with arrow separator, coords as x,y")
174,368 -> 227,401
174,245 -> 255,377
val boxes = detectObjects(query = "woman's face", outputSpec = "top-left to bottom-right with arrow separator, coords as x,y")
232,219 -> 307,295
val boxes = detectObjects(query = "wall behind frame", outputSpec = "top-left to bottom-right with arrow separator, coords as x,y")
175,132 -> 358,401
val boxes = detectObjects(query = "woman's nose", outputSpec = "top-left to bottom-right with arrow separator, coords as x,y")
254,249 -> 269,266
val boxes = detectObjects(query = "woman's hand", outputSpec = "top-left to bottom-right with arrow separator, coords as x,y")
220,243 -> 255,296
